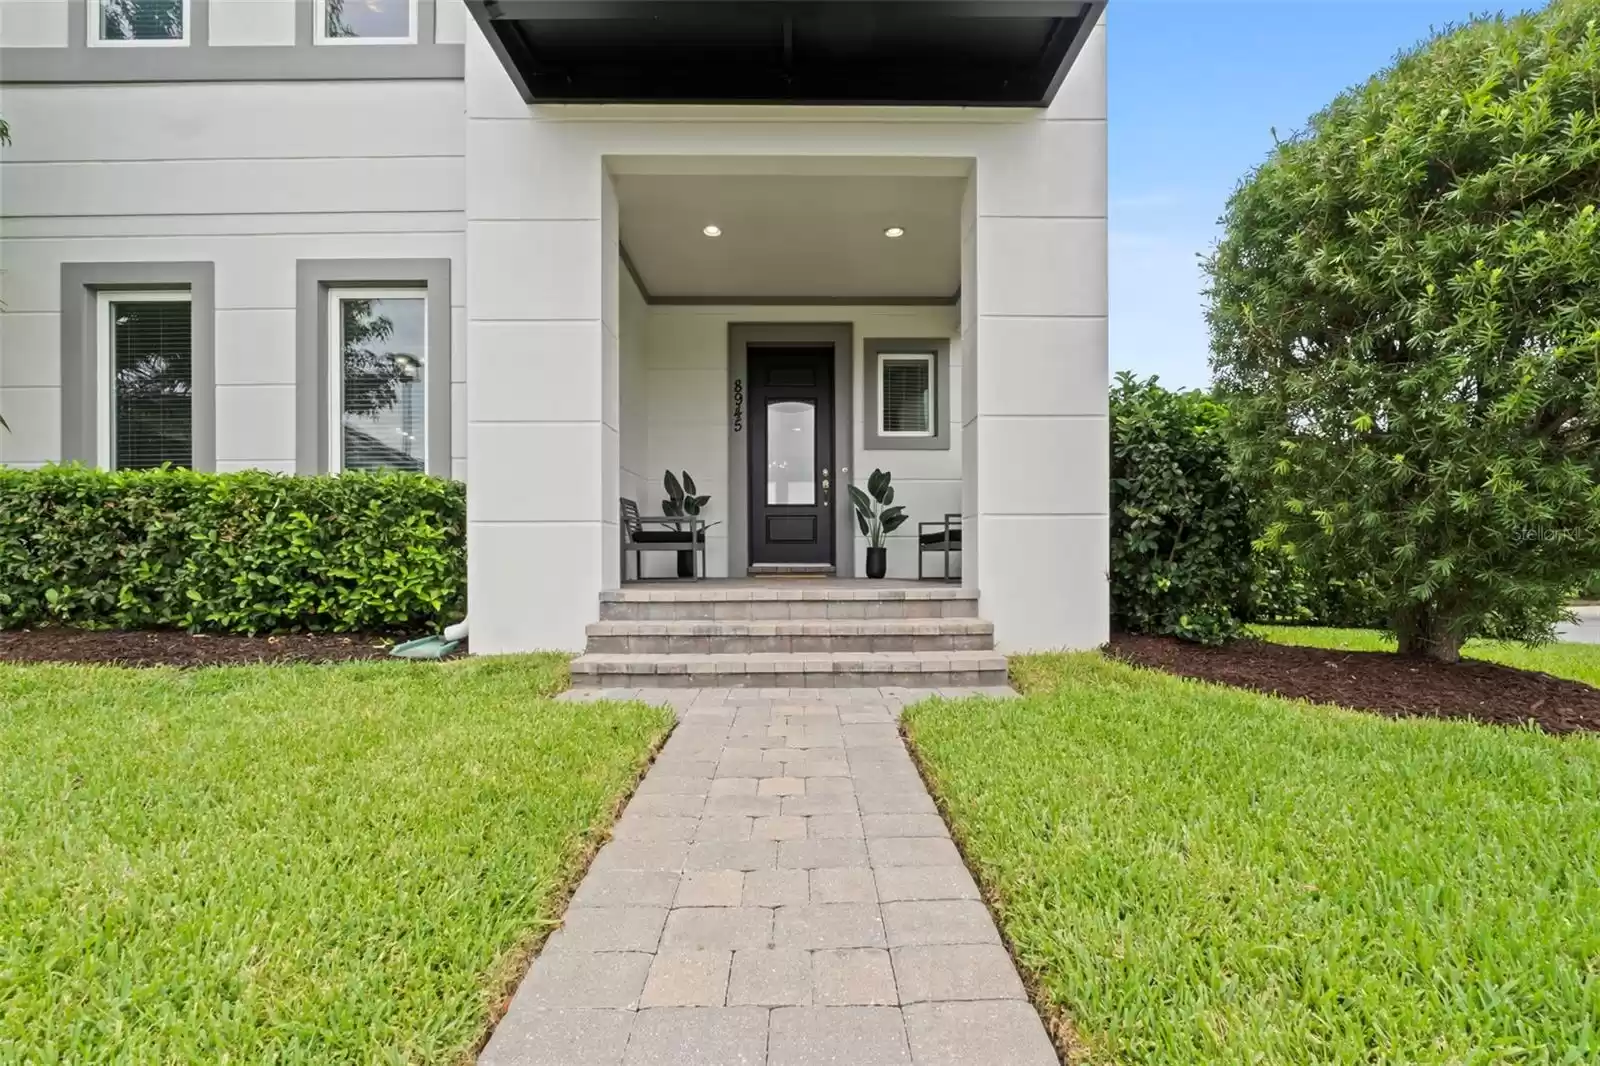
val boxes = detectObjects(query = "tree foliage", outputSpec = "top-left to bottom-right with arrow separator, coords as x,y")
1206,0 -> 1600,660
1110,373 -> 1253,644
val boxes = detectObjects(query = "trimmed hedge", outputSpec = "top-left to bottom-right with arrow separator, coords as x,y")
0,466 -> 465,634
1110,373 -> 1252,644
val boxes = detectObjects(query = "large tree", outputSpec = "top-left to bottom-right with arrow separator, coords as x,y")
1206,0 -> 1600,661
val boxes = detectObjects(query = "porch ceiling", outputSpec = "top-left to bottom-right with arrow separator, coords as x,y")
616,174 -> 963,302
466,1 -> 1104,106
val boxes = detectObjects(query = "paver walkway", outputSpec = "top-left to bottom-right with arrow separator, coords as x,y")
480,687 -> 1057,1066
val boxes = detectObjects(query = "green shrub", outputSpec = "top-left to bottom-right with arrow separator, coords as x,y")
0,466 -> 464,634
1206,0 -> 1600,660
1110,373 -> 1252,644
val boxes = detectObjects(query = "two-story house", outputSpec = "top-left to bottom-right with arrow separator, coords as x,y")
0,0 -> 1109,669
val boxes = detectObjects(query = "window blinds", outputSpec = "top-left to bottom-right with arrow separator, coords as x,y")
881,357 -> 932,434
111,300 -> 193,470
99,0 -> 185,40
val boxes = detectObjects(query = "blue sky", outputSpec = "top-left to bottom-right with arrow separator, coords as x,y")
1109,0 -> 1524,389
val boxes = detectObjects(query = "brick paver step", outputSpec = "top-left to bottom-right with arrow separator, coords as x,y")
585,618 -> 995,655
569,652 -> 1008,689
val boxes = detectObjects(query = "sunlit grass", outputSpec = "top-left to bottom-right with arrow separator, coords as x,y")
0,656 -> 671,1063
1253,624 -> 1600,688
906,653 -> 1600,1064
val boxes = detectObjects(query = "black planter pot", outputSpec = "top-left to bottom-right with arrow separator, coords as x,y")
676,550 -> 697,579
865,546 -> 888,580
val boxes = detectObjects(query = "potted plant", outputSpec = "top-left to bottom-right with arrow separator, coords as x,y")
849,468 -> 907,579
662,470 -> 714,578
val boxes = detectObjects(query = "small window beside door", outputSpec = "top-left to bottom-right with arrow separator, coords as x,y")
865,339 -> 950,451
328,288 -> 428,473
315,0 -> 419,44
96,291 -> 193,469
89,0 -> 189,45
879,354 -> 934,437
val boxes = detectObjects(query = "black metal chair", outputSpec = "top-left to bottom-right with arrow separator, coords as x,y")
620,497 -> 707,581
917,513 -> 962,581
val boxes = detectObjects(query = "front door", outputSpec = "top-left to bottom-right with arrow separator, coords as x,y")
748,346 -> 835,568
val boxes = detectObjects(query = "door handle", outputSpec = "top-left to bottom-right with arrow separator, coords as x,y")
821,467 -> 830,506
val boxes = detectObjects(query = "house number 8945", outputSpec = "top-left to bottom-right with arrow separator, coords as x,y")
732,379 -> 744,433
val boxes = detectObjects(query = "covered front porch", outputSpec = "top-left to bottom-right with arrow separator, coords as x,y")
461,6 -> 1109,655
612,169 -> 967,586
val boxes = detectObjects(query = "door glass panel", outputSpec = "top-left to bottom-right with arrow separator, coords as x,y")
766,400 -> 816,505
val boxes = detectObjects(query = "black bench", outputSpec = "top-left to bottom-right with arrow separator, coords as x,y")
620,497 -> 707,581
917,513 -> 961,581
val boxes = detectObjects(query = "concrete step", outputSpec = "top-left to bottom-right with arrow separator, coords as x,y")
585,617 -> 995,655
600,585 -> 978,621
568,651 -> 1008,689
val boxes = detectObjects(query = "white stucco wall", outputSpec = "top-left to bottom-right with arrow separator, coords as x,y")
0,79 -> 466,474
464,20 -> 1108,653
625,302 -> 961,581
0,0 -> 66,46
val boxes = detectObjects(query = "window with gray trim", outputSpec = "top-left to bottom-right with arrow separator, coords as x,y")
90,0 -> 189,45
317,0 -> 418,44
328,287 -> 428,473
100,290 -> 194,469
296,259 -> 452,477
1,0 -> 460,84
60,262 -> 217,472
864,338 -> 951,451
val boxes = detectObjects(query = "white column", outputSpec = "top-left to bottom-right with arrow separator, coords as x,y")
464,32 -> 616,653
969,21 -> 1109,651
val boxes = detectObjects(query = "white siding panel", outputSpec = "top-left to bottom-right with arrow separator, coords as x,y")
215,384 -> 297,466
1,212 -> 465,239
6,158 -> 464,218
973,316 -> 1108,417
209,0 -> 296,46
435,0 -> 467,44
215,310 -> 297,385
0,0 -> 67,47
468,423 -> 603,524
0,233 -> 464,312
216,459 -> 297,474
0,82 -> 465,162
466,320 -> 603,423
0,386 -> 61,464
975,216 -> 1107,319
0,311 -> 61,388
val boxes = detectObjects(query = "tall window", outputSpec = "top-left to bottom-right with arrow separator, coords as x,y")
316,0 -> 419,44
89,0 -> 188,45
878,353 -> 935,437
96,292 -> 193,470
329,289 -> 428,473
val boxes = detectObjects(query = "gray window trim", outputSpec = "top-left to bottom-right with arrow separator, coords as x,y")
60,261 -> 217,471
864,337 -> 951,451
727,323 -> 855,579
296,258 -> 452,477
0,0 -> 461,83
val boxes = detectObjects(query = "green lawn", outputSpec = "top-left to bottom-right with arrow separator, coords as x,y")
1254,624 -> 1600,687
904,654 -> 1600,1065
0,657 -> 671,1064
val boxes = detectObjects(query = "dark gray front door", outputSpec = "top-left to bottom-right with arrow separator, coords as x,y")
748,346 -> 835,567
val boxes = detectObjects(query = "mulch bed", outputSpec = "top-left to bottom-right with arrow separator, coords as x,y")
0,628 -> 421,668
1109,632 -> 1600,735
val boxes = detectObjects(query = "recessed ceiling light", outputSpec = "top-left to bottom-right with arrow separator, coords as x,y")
702,224 -> 722,237
883,226 -> 906,238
